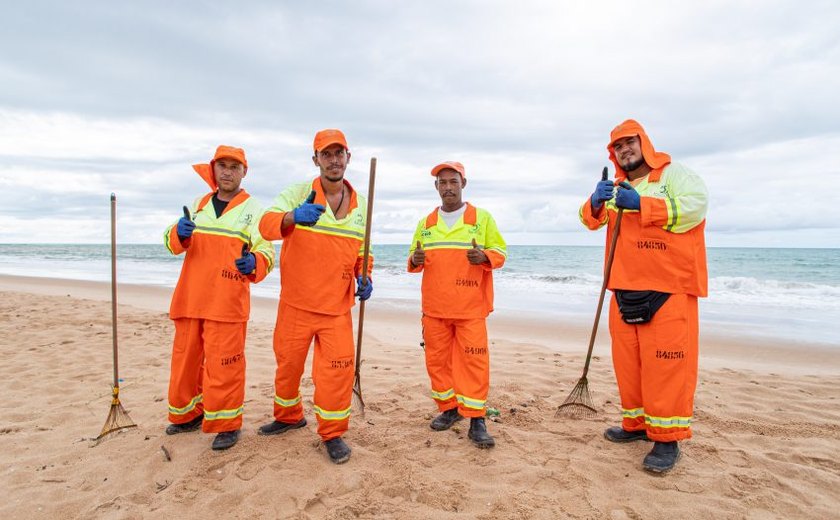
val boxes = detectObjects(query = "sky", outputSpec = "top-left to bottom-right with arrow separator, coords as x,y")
1,0 -> 838,247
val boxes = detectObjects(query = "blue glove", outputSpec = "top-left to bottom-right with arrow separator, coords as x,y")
293,202 -> 325,226
355,276 -> 373,301
615,182 -> 641,210
235,252 -> 256,275
590,180 -> 615,210
176,217 -> 195,239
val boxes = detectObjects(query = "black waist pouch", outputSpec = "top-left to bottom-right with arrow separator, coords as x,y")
615,290 -> 671,324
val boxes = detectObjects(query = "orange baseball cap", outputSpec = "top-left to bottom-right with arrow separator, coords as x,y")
212,145 -> 248,168
430,161 -> 465,179
313,129 -> 349,152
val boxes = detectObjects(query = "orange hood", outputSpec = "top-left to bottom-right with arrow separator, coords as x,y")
192,163 -> 216,192
607,119 -> 671,182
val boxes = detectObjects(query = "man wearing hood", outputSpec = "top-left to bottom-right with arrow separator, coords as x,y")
163,145 -> 275,451
579,120 -> 708,473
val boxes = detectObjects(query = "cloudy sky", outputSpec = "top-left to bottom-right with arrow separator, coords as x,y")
1,1 -> 838,247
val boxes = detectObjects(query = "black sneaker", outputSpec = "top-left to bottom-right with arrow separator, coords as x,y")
211,430 -> 240,451
467,417 -> 495,449
257,418 -> 307,436
165,415 -> 203,435
604,426 -> 650,443
643,441 -> 681,473
430,408 -> 463,431
324,437 -> 352,464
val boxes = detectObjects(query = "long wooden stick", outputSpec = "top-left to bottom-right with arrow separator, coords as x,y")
352,158 -> 376,412
110,193 -> 120,388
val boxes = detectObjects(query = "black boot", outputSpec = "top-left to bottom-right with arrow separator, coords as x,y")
430,408 -> 463,431
211,430 -> 240,451
324,437 -> 352,464
165,415 -> 203,435
604,426 -> 649,443
467,417 -> 495,449
643,441 -> 680,473
257,418 -> 307,436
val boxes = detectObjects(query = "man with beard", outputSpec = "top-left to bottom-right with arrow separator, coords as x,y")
257,129 -> 372,464
164,145 -> 275,451
408,161 -> 507,449
579,119 -> 708,473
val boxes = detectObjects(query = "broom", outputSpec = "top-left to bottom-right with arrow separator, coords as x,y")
351,157 -> 377,417
94,193 -> 137,443
556,168 -> 625,418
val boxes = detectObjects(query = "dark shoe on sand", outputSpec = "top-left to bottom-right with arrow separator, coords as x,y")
325,437 -> 352,464
258,418 -> 307,436
165,415 -> 203,435
604,426 -> 649,443
430,408 -> 463,431
211,430 -> 240,451
467,417 -> 495,449
643,441 -> 680,474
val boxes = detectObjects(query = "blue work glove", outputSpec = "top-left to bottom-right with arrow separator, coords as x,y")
293,191 -> 325,226
177,206 -> 195,240
355,276 -> 373,301
235,252 -> 256,275
590,180 -> 615,210
615,182 -> 641,210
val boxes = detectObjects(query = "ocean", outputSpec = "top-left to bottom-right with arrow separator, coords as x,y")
0,244 -> 837,347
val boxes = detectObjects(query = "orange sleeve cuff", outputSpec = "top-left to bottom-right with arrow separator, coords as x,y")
641,197 -> 669,228
259,211 -> 287,241
355,255 -> 374,278
248,251 -> 269,283
167,226 -> 188,254
483,250 -> 505,270
580,200 -> 607,230
407,257 -> 423,273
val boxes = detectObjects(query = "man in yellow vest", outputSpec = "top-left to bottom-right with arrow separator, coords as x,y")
408,161 -> 507,448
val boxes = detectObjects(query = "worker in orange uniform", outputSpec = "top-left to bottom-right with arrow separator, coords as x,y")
257,129 -> 372,464
163,145 -> 275,451
579,120 -> 708,473
408,161 -> 507,449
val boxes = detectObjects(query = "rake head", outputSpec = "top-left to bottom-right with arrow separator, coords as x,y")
94,386 -> 137,444
555,377 -> 597,418
351,379 -> 365,419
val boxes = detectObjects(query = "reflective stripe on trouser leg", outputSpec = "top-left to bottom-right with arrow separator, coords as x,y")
609,296 -> 646,433
200,320 -> 247,433
168,318 -> 205,425
638,294 -> 698,442
312,309 -> 355,441
452,317 -> 489,418
421,315 -> 457,412
272,302 -> 311,425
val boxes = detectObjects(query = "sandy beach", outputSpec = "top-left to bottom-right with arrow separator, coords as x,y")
1,274 -> 839,519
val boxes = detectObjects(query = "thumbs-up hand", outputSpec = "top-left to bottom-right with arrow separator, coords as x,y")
466,238 -> 488,265
411,240 -> 426,267
235,242 -> 256,275
177,205 -> 196,241
293,190 -> 325,226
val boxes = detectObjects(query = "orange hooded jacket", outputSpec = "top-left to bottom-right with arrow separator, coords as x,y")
164,163 -> 275,322
579,120 -> 708,296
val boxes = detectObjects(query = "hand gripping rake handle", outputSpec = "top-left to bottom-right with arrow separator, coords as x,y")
580,168 -> 624,379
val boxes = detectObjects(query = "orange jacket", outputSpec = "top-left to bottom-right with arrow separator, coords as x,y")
408,203 -> 507,319
259,177 -> 372,316
164,189 -> 275,322
580,121 -> 708,297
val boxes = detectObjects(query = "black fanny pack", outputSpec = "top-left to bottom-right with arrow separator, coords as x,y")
615,290 -> 671,324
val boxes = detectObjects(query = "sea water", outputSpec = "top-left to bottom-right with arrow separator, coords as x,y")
0,244 -> 837,347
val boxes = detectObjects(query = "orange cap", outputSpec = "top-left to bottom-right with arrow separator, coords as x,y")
430,161 -> 466,179
212,145 -> 248,168
313,129 -> 349,152
607,119 -> 670,181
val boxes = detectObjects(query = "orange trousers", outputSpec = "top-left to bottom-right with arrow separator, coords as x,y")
422,315 -> 489,418
167,318 -> 247,433
608,293 -> 699,442
271,302 -> 355,441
